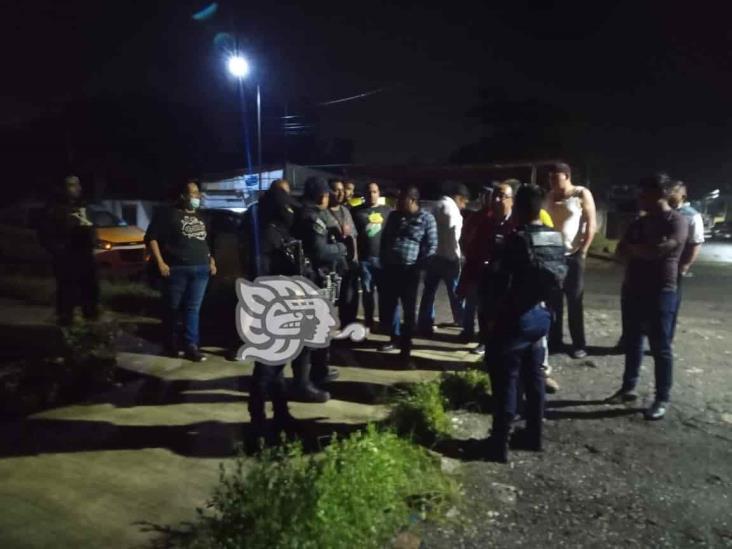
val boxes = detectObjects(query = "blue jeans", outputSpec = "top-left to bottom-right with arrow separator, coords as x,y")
359,257 -> 385,327
486,305 -> 552,442
164,264 -> 210,347
621,289 -> 677,402
418,257 -> 464,331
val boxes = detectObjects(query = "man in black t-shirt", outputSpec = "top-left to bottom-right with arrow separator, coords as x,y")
146,180 -> 217,362
352,181 -> 392,329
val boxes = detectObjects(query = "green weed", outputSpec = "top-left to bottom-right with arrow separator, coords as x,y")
387,381 -> 451,445
440,369 -> 492,412
184,426 -> 457,549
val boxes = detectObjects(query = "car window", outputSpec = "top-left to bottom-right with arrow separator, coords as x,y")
88,209 -> 124,228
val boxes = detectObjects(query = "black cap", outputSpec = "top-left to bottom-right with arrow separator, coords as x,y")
304,177 -> 329,201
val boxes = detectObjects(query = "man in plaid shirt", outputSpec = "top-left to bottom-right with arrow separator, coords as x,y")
380,185 -> 438,365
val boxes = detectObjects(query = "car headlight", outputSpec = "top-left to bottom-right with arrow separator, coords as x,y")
96,240 -> 114,251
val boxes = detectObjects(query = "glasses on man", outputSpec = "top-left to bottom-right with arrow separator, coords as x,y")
494,193 -> 513,201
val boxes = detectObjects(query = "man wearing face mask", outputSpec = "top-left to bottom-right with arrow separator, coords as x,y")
146,180 -> 217,362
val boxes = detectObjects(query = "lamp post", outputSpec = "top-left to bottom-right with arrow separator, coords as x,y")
227,54 -> 263,190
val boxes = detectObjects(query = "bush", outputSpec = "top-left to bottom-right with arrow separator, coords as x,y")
440,369 -> 492,412
185,426 -> 457,549
387,381 -> 451,445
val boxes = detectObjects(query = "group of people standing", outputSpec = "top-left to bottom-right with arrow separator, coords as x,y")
41,163 -> 704,460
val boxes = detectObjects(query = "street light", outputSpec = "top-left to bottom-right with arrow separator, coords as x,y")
227,55 -> 250,78
227,54 -> 262,190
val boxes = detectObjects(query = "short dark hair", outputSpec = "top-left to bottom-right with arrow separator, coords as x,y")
400,184 -> 420,201
304,177 -> 330,201
444,181 -> 470,199
549,162 -> 572,178
174,179 -> 199,198
514,184 -> 545,221
637,172 -> 671,193
328,178 -> 344,191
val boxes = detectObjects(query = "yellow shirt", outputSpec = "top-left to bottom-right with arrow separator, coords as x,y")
540,209 -> 554,228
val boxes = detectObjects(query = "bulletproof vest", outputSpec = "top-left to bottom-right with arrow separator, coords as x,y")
519,228 -> 568,297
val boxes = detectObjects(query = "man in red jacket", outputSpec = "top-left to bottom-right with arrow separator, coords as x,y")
458,182 -> 516,355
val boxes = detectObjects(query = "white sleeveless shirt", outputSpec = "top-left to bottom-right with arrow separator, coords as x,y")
547,187 -> 586,255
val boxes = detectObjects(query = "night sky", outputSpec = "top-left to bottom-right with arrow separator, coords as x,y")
3,0 -> 732,197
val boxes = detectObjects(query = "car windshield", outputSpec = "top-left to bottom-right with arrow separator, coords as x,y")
88,209 -> 126,228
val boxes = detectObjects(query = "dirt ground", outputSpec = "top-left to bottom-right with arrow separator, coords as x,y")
419,260 -> 732,548
0,259 -> 730,548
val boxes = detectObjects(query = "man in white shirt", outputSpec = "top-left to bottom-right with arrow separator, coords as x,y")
545,163 -> 597,359
417,182 -> 470,334
666,180 -> 705,340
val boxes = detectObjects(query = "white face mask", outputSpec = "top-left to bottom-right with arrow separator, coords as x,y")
188,197 -> 201,210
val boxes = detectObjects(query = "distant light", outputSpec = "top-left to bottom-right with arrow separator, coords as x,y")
227,55 -> 250,78
192,2 -> 218,21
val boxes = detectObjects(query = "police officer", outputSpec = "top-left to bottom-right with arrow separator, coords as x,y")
481,184 -> 567,463
247,181 -> 300,441
290,177 -> 348,403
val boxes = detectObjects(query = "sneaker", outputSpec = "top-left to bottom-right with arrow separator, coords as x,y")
644,400 -> 669,421
606,388 -> 638,404
379,342 -> 397,352
164,344 -> 182,358
183,345 -> 206,362
570,348 -> 588,359
544,376 -> 560,394
470,344 -> 486,356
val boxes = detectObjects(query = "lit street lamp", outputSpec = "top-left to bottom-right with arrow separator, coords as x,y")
227,54 -> 262,190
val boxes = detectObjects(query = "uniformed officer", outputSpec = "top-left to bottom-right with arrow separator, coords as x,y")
290,177 -> 348,403
481,184 -> 567,463
247,181 -> 300,442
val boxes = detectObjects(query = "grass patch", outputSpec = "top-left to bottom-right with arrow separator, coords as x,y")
177,426 -> 457,549
387,381 -> 451,445
440,369 -> 491,412
387,370 -> 493,444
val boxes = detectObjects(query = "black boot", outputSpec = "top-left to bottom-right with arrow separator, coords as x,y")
291,355 -> 330,403
484,435 -> 509,463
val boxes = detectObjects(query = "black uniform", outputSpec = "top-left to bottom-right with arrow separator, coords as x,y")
38,198 -> 99,325
249,187 -> 300,432
481,223 -> 567,461
290,200 -> 347,394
